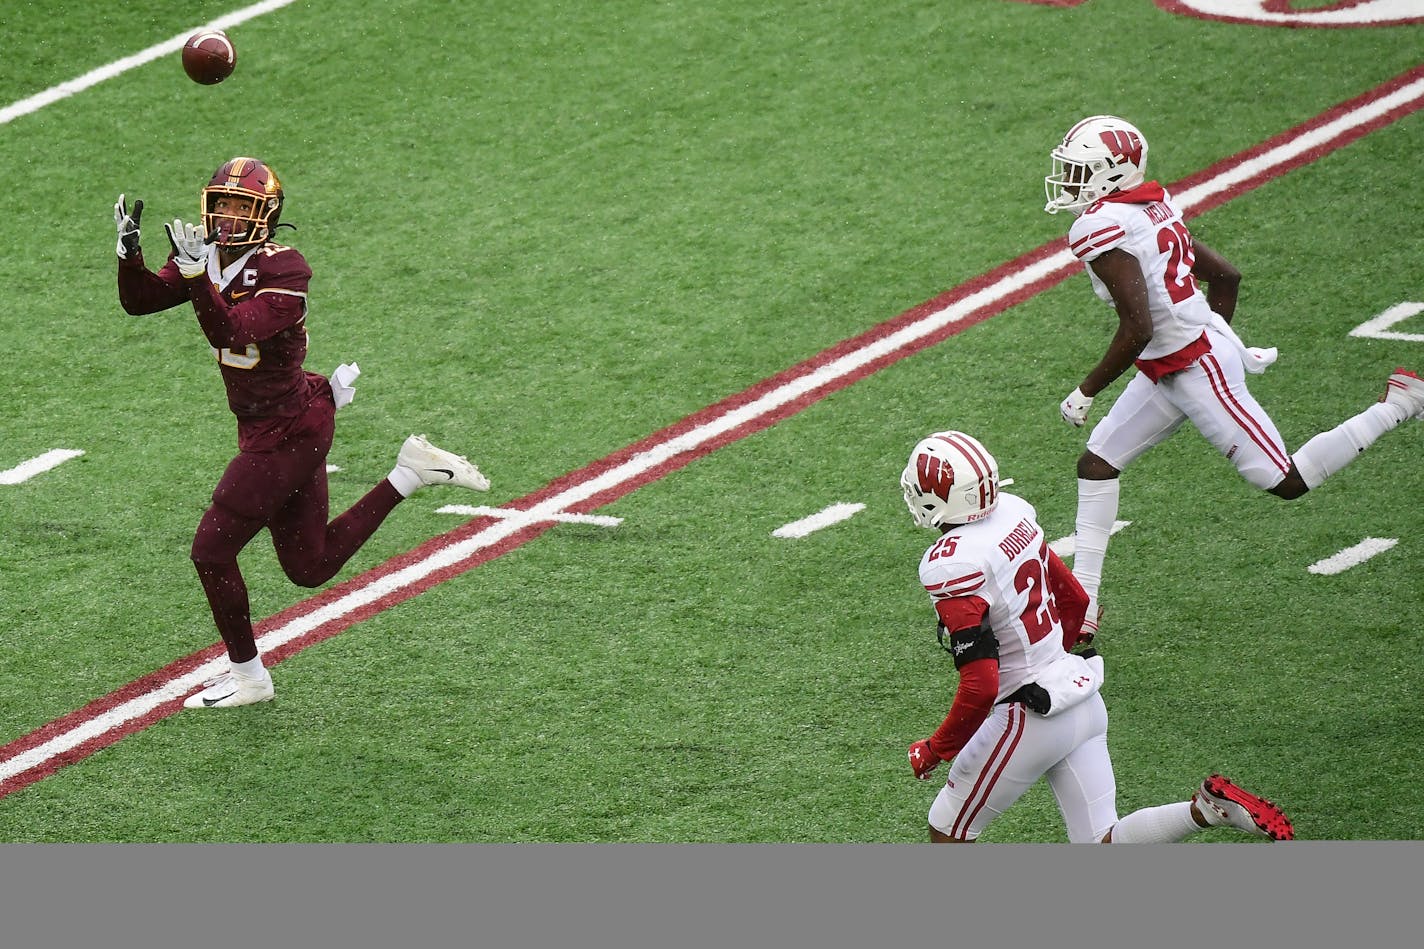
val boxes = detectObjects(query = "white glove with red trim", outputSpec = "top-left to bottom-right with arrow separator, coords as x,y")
1060,387 -> 1094,427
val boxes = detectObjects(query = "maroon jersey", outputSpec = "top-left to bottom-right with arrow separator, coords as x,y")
119,242 -> 323,450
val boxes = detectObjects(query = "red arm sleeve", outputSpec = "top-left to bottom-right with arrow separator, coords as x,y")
117,254 -> 188,315
1046,549 -> 1089,649
934,594 -> 988,632
927,657 -> 999,762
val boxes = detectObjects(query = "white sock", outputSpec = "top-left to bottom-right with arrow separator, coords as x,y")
1292,402 -> 1403,490
1072,478 -> 1120,605
231,655 -> 267,680
388,464 -> 423,498
1108,802 -> 1200,843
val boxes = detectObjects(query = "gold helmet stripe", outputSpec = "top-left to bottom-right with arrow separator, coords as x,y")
225,157 -> 251,184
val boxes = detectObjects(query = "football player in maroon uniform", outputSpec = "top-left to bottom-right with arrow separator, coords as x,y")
115,157 -> 491,709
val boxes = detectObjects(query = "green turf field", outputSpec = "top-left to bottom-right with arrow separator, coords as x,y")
1,0 -> 1421,842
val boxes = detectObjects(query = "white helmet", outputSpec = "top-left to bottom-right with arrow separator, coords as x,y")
1044,115 -> 1149,215
901,431 -> 1009,529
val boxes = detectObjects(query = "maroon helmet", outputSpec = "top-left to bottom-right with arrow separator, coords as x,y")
201,157 -> 285,248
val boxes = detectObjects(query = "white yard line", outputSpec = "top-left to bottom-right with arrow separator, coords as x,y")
436,504 -> 624,528
0,0 -> 300,126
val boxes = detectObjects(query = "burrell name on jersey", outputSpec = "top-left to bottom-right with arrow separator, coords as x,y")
917,493 -> 1068,701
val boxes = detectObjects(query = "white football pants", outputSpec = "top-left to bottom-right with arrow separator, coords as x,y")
1086,328 -> 1291,490
928,693 -> 1118,843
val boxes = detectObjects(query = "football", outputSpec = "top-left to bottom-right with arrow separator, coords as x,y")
182,30 -> 237,85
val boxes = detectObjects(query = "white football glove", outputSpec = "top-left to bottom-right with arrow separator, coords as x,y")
329,362 -> 361,410
1243,346 -> 1278,374
114,194 -> 143,259
1060,387 -> 1094,427
164,219 -> 212,278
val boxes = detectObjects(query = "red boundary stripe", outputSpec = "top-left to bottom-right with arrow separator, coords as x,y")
5,65 -> 1424,800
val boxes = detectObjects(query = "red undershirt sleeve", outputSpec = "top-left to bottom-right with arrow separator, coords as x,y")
1045,549 -> 1089,649
928,657 -> 999,762
934,594 -> 988,632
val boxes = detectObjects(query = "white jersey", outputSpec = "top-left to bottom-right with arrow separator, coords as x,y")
1067,188 -> 1217,361
917,493 -> 1068,700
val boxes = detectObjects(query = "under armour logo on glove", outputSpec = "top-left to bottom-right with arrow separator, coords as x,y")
908,739 -> 941,780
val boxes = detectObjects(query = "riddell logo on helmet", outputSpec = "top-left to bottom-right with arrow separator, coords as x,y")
1099,129 -> 1144,165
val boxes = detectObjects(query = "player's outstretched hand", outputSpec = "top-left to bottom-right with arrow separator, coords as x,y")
114,194 -> 143,259
164,218 -> 212,278
1060,387 -> 1094,427
908,739 -> 941,780
1244,346 -> 1278,374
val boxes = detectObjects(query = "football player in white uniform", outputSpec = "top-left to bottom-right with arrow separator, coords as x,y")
1045,115 -> 1424,638
902,431 -> 1294,842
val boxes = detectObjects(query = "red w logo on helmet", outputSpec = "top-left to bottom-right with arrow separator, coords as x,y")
1098,129 -> 1143,166
917,453 -> 955,500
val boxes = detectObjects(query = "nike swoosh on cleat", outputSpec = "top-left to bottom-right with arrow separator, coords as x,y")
202,692 -> 238,706
431,468 -> 455,480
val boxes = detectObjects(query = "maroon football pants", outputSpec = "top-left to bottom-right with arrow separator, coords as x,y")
190,396 -> 402,663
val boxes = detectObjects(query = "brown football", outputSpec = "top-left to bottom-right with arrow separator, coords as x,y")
182,30 -> 237,85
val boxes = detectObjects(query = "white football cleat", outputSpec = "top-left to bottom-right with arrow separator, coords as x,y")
1382,368 -> 1424,420
397,434 -> 491,492
1194,774 -> 1294,841
183,667 -> 275,709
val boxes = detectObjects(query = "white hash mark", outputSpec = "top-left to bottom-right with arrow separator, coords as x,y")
1308,537 -> 1399,575
1049,521 -> 1132,559
0,449 -> 85,486
773,503 -> 866,539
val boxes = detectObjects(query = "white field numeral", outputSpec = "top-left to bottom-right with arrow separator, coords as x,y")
1349,302 -> 1424,342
